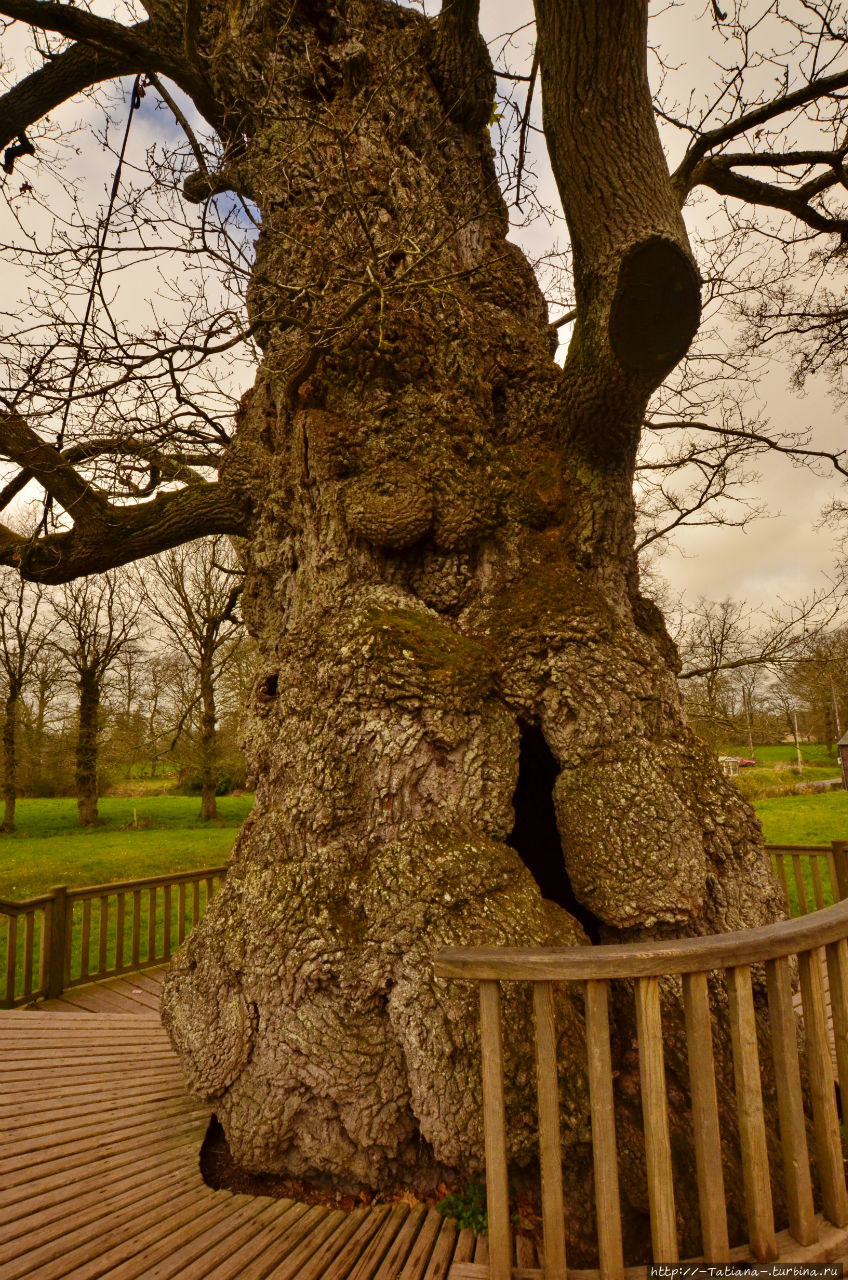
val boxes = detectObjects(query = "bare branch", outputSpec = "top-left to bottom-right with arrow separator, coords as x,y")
689,156 -> 848,238
674,63 -> 848,194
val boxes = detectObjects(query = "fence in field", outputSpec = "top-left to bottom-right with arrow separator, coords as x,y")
0,866 -> 226,1008
435,859 -> 848,1279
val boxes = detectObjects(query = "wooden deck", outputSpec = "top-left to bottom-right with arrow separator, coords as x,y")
0,968 -> 507,1280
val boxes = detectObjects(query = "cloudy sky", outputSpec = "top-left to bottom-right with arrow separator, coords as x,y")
0,0 -> 846,615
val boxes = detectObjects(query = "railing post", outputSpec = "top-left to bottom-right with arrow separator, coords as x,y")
832,842 -> 848,901
479,980 -> 512,1280
46,885 -> 67,999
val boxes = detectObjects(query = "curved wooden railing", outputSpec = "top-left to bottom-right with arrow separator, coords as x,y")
0,866 -> 226,1007
435,875 -> 848,1279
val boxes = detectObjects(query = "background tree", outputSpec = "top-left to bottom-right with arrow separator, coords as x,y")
51,573 -> 139,825
0,570 -> 50,829
2,0 -> 848,1249
139,536 -> 244,819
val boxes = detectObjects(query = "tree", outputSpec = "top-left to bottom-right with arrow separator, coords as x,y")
2,0 -> 848,1250
139,536 -> 244,819
51,573 -> 138,825
0,570 -> 50,829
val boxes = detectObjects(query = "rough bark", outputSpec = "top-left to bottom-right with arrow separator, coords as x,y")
144,0 -> 789,1260
75,670 -> 99,826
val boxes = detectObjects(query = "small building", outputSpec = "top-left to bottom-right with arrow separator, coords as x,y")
718,756 -> 739,777
839,731 -> 848,791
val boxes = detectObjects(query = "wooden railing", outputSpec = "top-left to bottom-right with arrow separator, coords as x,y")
435,881 -> 848,1278
770,840 -> 848,914
0,866 -> 226,1008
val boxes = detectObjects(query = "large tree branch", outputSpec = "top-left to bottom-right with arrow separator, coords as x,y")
688,155 -> 848,238
0,2 -> 156,63
0,412 -> 109,522
0,482 -> 248,583
673,65 -> 848,194
0,40 -> 138,153
0,4 -> 221,133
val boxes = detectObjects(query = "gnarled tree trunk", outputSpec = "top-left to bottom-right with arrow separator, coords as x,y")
155,0 -> 787,1260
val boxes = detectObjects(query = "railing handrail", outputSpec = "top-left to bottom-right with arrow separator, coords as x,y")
434,894 -> 848,983
0,865 -> 228,915
0,893 -> 56,913
65,865 -> 228,900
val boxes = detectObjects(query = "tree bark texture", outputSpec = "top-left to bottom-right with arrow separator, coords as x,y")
2,684 -> 19,832
144,0 -> 789,1258
75,670 -> 99,826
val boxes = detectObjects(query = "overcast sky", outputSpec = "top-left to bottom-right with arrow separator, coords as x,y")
1,0 -> 846,616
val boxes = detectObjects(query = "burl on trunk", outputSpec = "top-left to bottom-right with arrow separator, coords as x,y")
152,0 -> 785,1259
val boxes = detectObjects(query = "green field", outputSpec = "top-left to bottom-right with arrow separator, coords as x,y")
0,795 -> 253,899
754,790 -> 848,846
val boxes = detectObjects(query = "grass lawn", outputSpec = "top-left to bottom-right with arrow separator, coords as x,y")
0,794 -> 253,899
754,790 -> 848,846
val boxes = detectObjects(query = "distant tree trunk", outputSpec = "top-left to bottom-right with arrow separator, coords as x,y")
76,670 -> 100,826
1,682 -> 19,832
199,647 -> 218,821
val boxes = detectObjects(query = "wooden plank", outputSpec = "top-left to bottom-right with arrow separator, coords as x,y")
192,878 -> 200,928
434,896 -> 848,981
345,1204 -> 411,1280
635,976 -> 677,1262
315,1204 -> 392,1280
398,1208 -> 446,1280
144,1201 -> 293,1280
726,964 -> 777,1260
584,979 -> 624,1280
422,1216 -> 458,1280
358,1203 -> 428,1280
812,858 -> 826,911
478,981 -> 512,1280
240,1205 -> 338,1280
1,1177 -> 208,1280
682,970 -> 729,1262
57,1191 -> 262,1280
764,955 -> 816,1246
826,938 -> 848,1121
798,947 -> 848,1227
266,1206 -> 367,1280
532,981 -> 566,1280
200,1202 -> 313,1280
90,1190 -> 279,1280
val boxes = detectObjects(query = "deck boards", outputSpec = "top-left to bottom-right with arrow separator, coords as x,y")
0,971 -> 479,1280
